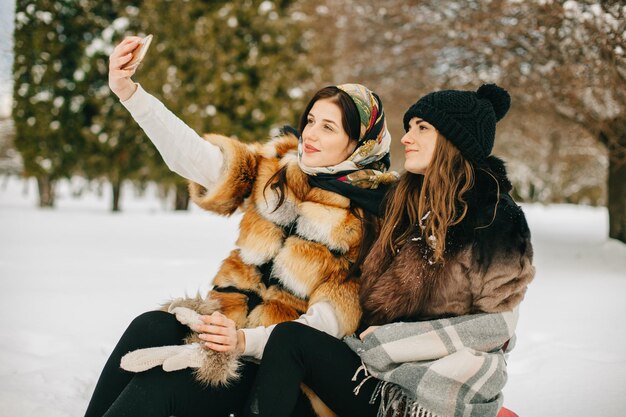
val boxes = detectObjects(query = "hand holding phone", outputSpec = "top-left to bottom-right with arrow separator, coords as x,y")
121,34 -> 153,70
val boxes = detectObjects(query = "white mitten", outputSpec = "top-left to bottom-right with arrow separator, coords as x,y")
168,306 -> 204,328
162,343 -> 206,371
120,345 -> 192,372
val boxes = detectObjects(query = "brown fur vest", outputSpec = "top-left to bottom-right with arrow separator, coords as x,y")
187,131 -> 363,336
359,156 -> 535,325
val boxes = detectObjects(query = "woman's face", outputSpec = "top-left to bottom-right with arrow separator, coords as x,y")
402,117 -> 438,174
301,98 -> 357,168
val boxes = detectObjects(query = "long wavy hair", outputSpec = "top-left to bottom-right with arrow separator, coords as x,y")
376,134 -> 476,264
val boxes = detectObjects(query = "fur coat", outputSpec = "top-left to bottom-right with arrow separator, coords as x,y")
359,156 -> 535,325
181,130 -> 369,417
117,131 -> 368,417
186,130 -> 363,336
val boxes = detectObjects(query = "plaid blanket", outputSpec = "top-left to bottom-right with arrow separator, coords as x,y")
344,309 -> 519,417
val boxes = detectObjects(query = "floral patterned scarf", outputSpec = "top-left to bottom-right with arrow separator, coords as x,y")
297,83 -> 397,192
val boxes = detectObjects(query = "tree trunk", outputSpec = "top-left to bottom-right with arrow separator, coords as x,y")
174,182 -> 189,211
607,157 -> 626,243
36,175 -> 55,208
111,178 -> 122,212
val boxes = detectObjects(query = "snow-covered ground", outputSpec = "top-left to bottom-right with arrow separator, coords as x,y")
1,176 -> 625,417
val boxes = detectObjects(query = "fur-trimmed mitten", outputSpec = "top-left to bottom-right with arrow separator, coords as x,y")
120,301 -> 243,387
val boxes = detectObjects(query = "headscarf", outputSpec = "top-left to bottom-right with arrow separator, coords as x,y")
298,84 -> 397,188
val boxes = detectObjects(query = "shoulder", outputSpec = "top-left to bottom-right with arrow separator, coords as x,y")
259,126 -> 299,161
469,156 -> 529,239
477,156 -> 530,242
451,157 -> 531,258
253,126 -> 301,184
201,126 -> 298,165
479,195 -> 531,250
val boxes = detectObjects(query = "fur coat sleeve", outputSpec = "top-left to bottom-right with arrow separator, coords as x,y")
187,133 -> 260,216
464,196 -> 535,314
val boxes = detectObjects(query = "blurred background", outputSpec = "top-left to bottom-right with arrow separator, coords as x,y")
1,2 -> 626,416
1,0 -> 625,243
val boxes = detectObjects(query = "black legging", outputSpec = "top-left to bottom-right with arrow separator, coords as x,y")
245,321 -> 381,417
84,310 -> 259,417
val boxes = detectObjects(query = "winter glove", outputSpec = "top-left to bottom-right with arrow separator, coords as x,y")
120,306 -> 206,372
120,343 -> 205,372
120,337 -> 242,386
120,304 -> 241,386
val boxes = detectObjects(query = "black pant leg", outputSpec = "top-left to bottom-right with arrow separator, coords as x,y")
102,361 -> 259,417
246,322 -> 380,417
84,311 -> 189,417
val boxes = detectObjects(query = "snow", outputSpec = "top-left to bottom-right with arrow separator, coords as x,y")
259,1 -> 274,14
1,176 -> 625,416
0,95 -> 11,117
227,17 -> 238,28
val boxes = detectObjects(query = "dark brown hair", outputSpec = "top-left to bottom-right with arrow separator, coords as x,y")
298,86 -> 361,142
376,133 -> 475,264
347,204 -> 381,279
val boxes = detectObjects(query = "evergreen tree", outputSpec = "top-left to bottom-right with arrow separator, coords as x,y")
13,0 -> 91,207
131,0 -> 315,210
78,1 -> 155,211
97,0 -> 316,210
14,0 -> 318,211
79,0 -> 316,211
137,0 -> 313,142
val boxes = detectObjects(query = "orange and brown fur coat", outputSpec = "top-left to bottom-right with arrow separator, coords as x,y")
185,130 -> 362,335
157,129 -> 365,416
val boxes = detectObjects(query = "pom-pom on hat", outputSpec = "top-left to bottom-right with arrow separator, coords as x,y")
402,84 -> 511,163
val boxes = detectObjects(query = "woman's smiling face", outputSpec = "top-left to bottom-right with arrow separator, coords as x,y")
301,98 -> 357,168
401,117 -> 438,174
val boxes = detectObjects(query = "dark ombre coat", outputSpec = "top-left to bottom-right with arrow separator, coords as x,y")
359,156 -> 535,325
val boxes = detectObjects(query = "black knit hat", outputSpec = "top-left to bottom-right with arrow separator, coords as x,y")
402,84 -> 511,163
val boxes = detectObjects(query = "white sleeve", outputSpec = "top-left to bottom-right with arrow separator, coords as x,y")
120,83 -> 223,189
240,301 -> 342,360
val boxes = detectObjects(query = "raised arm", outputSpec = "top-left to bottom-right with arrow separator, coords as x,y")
108,36 -> 222,189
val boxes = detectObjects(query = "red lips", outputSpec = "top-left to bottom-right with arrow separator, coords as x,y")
304,144 -> 320,153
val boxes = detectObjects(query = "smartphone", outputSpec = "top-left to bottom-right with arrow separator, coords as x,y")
122,34 -> 153,70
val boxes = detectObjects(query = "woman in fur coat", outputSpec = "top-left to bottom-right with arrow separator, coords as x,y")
246,84 -> 536,417
84,37 -> 396,417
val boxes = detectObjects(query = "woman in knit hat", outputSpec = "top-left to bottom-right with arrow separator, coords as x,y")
84,37 -> 397,417
246,84 -> 535,417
